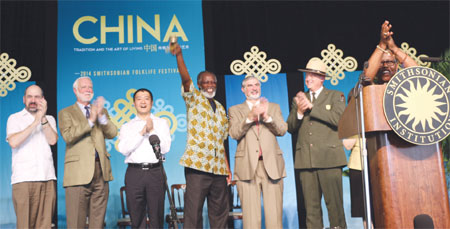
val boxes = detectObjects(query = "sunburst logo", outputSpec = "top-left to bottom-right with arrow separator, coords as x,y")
384,67 -> 450,145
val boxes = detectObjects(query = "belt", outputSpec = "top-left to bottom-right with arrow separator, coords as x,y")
128,162 -> 160,170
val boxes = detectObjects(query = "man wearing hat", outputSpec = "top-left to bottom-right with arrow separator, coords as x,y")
287,58 -> 347,228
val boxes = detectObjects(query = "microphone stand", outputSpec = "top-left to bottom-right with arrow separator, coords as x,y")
353,72 -> 372,229
157,155 -> 180,229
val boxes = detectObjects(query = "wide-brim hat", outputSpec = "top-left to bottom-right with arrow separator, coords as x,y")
297,58 -> 327,76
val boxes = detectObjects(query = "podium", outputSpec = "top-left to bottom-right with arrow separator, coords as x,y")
360,85 -> 450,228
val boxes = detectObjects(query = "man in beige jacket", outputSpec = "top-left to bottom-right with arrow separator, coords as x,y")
229,76 -> 287,228
59,76 -> 117,228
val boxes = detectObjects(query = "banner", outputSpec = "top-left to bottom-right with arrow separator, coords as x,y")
57,1 -> 204,227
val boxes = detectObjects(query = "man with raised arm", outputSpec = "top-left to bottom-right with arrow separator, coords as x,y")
366,20 -> 418,84
171,44 -> 231,229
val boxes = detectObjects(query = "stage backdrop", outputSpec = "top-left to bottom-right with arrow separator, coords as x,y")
57,0 -> 204,227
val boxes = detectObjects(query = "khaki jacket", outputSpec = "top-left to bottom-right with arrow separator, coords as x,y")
59,104 -> 117,187
229,102 -> 287,180
287,88 -> 347,169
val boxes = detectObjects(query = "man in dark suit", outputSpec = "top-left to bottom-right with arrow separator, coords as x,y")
287,58 -> 347,228
229,76 -> 287,228
59,76 -> 118,228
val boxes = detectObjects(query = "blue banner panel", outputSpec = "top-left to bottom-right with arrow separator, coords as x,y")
225,74 -> 298,228
58,1 -> 204,227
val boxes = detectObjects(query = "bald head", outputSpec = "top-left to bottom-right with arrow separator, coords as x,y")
24,85 -> 43,97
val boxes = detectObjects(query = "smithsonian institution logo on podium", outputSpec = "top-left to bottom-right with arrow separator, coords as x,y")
383,66 -> 450,145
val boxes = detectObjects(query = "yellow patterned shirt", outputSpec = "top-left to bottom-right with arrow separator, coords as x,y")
179,81 -> 229,175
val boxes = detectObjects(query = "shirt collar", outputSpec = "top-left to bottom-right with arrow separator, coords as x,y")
246,99 -> 260,110
134,113 -> 154,122
310,86 -> 324,98
77,102 -> 90,110
20,108 -> 32,117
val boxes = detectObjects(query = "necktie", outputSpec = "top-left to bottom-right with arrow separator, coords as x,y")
85,106 -> 90,119
85,105 -> 99,160
256,121 -> 262,158
311,92 -> 316,103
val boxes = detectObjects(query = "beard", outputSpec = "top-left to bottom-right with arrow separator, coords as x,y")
25,102 -> 38,113
247,92 -> 260,100
76,91 -> 94,103
201,88 -> 216,99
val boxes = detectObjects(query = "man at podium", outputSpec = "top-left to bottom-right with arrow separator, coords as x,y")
366,20 -> 417,84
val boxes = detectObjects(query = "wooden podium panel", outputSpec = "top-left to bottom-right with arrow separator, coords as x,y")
338,85 -> 390,139
362,85 -> 391,132
359,85 -> 450,228
366,132 -> 450,228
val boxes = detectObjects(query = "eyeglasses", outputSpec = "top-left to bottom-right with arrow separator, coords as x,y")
381,60 -> 397,66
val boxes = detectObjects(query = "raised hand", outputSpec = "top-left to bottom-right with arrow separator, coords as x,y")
295,92 -> 312,115
95,96 -> 105,116
89,103 -> 98,123
259,97 -> 270,121
145,116 -> 154,133
248,105 -> 261,122
36,97 -> 47,122
380,20 -> 394,48
170,43 -> 182,56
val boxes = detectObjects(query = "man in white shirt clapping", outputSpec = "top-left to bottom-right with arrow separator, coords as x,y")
6,85 -> 58,228
118,88 -> 171,228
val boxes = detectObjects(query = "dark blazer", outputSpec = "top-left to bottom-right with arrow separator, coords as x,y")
59,103 -> 118,187
229,102 -> 287,180
287,87 -> 347,169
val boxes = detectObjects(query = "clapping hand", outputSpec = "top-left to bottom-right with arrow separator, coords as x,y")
35,97 -> 48,124
380,20 -> 397,51
95,96 -> 105,116
145,116 -> 154,133
259,97 -> 269,121
248,97 -> 269,122
295,92 -> 312,115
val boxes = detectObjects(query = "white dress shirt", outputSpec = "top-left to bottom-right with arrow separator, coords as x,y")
118,114 -> 171,164
6,109 -> 57,184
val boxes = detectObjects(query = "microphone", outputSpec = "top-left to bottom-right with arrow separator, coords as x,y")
149,135 -> 161,161
419,57 -> 442,63
354,61 -> 371,97
413,214 -> 434,228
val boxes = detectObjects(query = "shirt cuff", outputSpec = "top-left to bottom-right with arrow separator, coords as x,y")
88,119 -> 94,128
98,114 -> 108,125
245,118 -> 253,124
263,116 -> 273,123
297,113 -> 304,120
